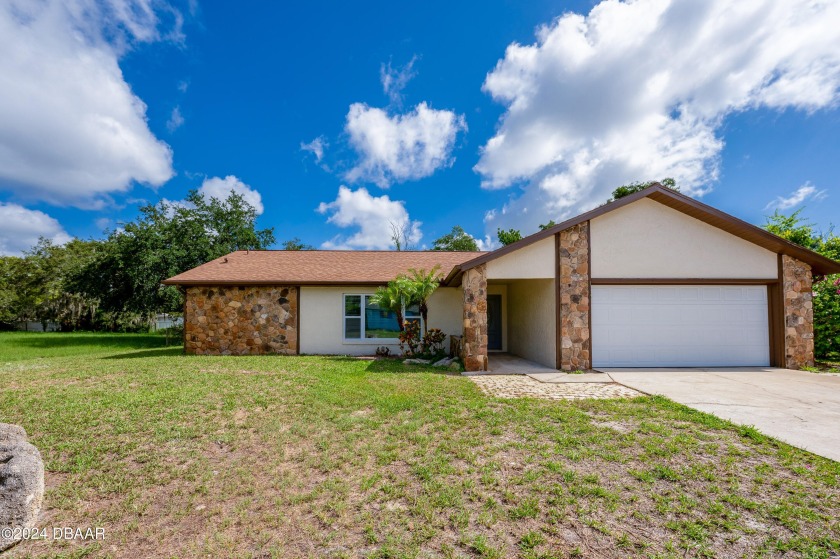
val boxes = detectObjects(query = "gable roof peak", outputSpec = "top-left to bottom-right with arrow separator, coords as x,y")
454,183 -> 840,277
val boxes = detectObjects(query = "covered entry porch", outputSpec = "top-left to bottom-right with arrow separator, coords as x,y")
460,269 -> 558,372
484,278 -> 556,369
457,224 -> 590,373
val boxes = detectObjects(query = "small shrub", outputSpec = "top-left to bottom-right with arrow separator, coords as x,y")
421,328 -> 446,355
399,320 -> 421,356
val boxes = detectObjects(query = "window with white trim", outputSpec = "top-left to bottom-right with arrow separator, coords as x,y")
343,294 -> 423,341
404,301 -> 421,331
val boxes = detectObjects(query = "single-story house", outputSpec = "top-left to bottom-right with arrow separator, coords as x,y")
163,184 -> 840,372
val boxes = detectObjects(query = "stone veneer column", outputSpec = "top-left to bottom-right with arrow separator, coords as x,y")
461,264 -> 488,372
557,222 -> 591,371
781,255 -> 814,369
184,285 -> 298,355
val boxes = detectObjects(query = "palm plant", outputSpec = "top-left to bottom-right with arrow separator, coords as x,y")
406,266 -> 441,335
369,277 -> 414,331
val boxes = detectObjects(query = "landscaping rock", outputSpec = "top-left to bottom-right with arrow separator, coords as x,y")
403,358 -> 431,365
0,424 -> 44,552
432,357 -> 455,367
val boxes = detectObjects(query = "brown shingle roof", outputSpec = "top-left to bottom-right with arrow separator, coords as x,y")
162,250 -> 485,286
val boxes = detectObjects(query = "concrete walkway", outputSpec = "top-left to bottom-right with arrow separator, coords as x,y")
601,367 -> 840,462
484,353 -> 612,383
483,353 -> 554,375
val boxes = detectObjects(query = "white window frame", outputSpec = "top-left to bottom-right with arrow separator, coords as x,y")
342,293 -> 423,344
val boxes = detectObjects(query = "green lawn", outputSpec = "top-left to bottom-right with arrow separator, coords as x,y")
1,333 -> 838,558
0,331 -> 177,362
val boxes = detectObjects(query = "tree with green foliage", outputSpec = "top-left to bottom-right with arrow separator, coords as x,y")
431,226 -> 479,252
539,220 -> 557,231
763,210 -> 824,253
372,267 -> 443,336
0,239 -> 101,331
72,190 -> 274,326
608,178 -> 678,202
763,210 -> 840,360
0,256 -> 25,327
497,228 -> 522,246
282,237 -> 315,250
24,238 -> 101,330
405,266 -> 441,335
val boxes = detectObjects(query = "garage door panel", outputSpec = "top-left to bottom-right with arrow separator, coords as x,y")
631,307 -> 655,323
724,288 -> 744,301
745,306 -> 767,322
679,288 -> 700,300
659,306 -> 682,323
634,288 -> 657,302
592,285 -> 769,367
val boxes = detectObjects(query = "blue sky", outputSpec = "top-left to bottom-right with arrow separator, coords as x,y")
1,0 -> 839,255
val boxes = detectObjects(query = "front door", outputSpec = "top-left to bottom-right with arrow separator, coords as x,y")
487,294 -> 502,351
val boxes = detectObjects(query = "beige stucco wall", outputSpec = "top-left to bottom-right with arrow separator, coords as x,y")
488,283 -> 508,352
428,286 -> 464,338
506,279 -> 556,368
299,286 -> 462,356
486,236 -> 555,279
590,198 -> 778,278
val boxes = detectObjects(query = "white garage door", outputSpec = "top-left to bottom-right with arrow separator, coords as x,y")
592,285 -> 769,367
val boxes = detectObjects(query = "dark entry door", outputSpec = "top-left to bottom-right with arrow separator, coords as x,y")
487,294 -> 502,351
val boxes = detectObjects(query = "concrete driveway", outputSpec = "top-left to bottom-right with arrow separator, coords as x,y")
599,367 -> 840,462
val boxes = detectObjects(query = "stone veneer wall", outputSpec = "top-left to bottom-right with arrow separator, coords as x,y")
557,222 -> 591,371
781,255 -> 814,369
461,264 -> 488,372
184,285 -> 298,355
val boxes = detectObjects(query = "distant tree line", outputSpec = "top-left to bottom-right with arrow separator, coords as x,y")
0,191 -> 275,332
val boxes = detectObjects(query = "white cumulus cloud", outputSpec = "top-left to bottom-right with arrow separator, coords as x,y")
0,0 -> 178,207
198,175 -> 264,215
345,102 -> 466,188
764,183 -> 828,211
474,235 -> 499,252
476,0 -> 840,233
0,203 -> 71,256
317,186 -> 422,250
